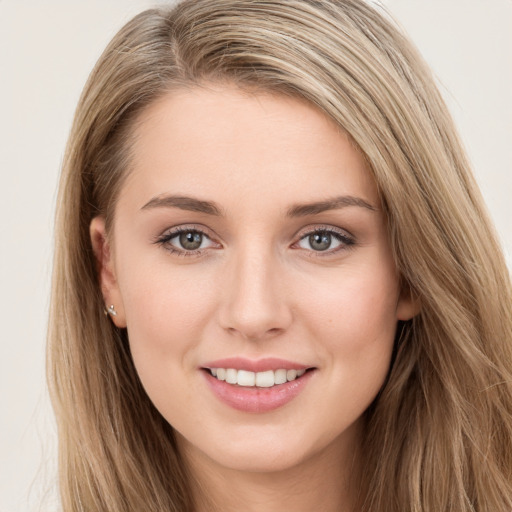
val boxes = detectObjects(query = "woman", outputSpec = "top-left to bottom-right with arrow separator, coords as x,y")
47,0 -> 512,510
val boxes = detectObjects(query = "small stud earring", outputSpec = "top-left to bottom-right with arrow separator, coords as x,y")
104,304 -> 117,317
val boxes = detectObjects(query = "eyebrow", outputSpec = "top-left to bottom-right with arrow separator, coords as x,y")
141,195 -> 223,216
140,193 -> 377,217
286,195 -> 377,217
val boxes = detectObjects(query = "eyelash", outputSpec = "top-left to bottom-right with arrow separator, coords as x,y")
153,226 -> 217,257
294,226 -> 356,255
153,225 -> 356,257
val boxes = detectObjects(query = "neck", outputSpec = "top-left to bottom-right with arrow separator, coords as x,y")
179,425 -> 362,512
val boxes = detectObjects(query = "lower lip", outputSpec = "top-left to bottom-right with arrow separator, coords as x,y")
203,370 -> 315,413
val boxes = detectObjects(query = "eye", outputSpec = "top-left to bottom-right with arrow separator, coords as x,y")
155,227 -> 217,254
296,228 -> 354,253
176,230 -> 207,250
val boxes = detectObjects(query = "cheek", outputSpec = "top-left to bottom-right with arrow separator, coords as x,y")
301,265 -> 399,394
121,256 -> 214,326
305,263 -> 399,339
116,259 -> 218,379
117,266 -> 217,420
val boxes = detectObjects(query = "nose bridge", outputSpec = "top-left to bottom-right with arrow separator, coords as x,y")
220,241 -> 291,340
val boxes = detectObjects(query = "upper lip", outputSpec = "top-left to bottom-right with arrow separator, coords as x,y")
201,357 -> 312,373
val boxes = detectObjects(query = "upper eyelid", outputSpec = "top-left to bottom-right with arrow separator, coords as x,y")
294,224 -> 355,240
155,224 -> 216,240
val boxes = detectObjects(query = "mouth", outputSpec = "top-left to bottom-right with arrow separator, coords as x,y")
204,367 -> 311,388
201,359 -> 316,413
200,357 -> 316,412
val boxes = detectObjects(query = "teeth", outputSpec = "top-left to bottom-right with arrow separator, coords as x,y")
255,370 -> 274,388
237,370 -> 256,387
274,369 -> 287,385
286,369 -> 297,381
208,368 -> 308,387
225,368 -> 237,384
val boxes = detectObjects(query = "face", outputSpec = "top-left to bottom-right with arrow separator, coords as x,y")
91,84 -> 417,476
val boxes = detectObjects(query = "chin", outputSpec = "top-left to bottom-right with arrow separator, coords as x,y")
208,444 -> 311,474
177,420 -> 357,476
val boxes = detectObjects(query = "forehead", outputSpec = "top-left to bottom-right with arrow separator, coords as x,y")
121,84 -> 379,213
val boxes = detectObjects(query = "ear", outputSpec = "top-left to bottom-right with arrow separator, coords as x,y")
396,285 -> 421,322
90,216 -> 127,328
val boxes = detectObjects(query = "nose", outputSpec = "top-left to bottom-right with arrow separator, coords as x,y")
218,246 -> 293,341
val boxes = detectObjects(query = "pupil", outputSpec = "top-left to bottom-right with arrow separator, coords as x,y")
310,232 -> 331,251
180,231 -> 202,250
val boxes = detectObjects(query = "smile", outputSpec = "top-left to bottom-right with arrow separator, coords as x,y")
208,368 -> 307,388
202,359 -> 316,413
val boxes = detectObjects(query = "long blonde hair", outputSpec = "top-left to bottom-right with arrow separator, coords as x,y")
47,1 -> 512,510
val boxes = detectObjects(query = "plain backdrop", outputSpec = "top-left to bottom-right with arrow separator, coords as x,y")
0,1 -> 510,510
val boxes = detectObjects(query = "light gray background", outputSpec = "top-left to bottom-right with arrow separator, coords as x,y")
1,1 -> 510,510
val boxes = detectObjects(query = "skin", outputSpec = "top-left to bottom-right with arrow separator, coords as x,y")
91,84 -> 418,512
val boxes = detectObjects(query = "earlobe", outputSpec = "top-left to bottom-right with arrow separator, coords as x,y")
396,286 -> 421,321
89,216 -> 127,328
